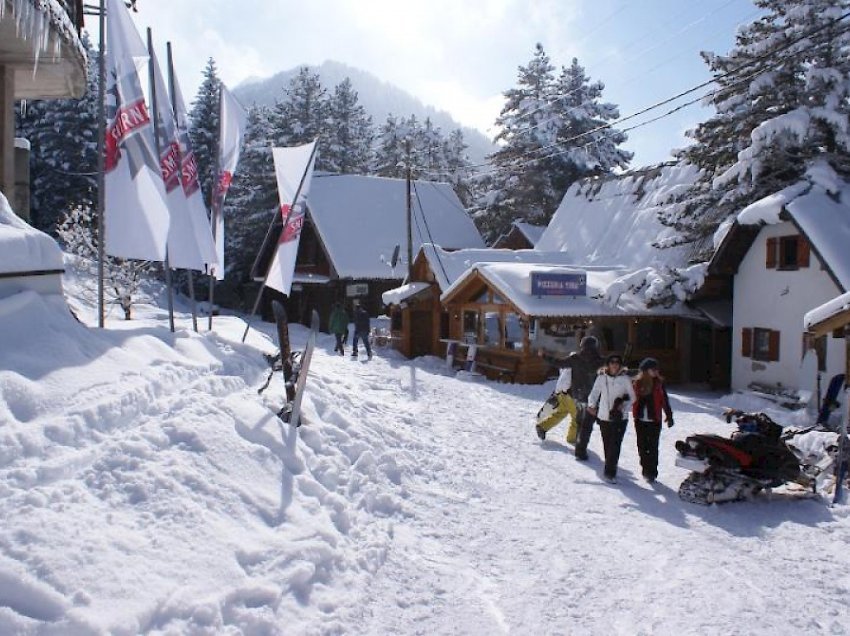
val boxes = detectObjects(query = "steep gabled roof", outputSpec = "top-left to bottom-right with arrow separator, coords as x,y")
711,179 -> 850,293
307,175 -> 484,280
536,163 -> 700,269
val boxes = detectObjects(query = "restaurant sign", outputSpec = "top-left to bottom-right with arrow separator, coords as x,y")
531,271 -> 587,297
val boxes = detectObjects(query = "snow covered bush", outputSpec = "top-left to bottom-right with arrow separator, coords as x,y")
56,205 -> 151,320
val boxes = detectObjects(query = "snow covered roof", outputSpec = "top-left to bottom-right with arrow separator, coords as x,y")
307,175 -> 484,280
513,221 -> 545,247
418,244 -> 578,291
0,191 -> 63,275
734,176 -> 850,292
535,163 -> 700,269
441,262 -> 698,319
381,282 -> 431,306
804,291 -> 850,332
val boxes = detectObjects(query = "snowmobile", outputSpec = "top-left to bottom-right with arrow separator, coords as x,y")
674,409 -> 846,504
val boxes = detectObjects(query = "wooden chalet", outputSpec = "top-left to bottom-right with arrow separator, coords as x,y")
251,174 -> 484,330
805,292 -> 850,380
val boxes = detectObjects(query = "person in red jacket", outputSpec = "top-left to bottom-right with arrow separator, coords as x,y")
631,358 -> 674,483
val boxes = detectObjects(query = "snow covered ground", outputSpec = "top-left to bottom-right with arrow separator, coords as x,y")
1,262 -> 849,635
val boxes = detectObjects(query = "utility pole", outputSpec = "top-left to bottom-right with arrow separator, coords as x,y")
405,138 -> 413,280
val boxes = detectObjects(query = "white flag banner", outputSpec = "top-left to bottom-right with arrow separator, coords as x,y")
171,68 -> 218,271
150,47 -> 206,271
103,0 -> 170,261
264,141 -> 318,296
210,84 -> 248,280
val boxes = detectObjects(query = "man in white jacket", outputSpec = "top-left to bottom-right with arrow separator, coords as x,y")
586,354 -> 636,483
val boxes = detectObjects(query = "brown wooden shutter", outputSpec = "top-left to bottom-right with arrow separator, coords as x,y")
768,330 -> 780,362
798,236 -> 810,268
742,328 -> 753,358
766,237 -> 777,269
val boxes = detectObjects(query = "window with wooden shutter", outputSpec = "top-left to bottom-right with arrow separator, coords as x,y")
742,328 -> 753,357
798,236 -> 810,267
768,330 -> 780,362
766,237 -> 778,269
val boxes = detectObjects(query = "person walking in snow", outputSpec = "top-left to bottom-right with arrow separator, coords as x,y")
538,336 -> 605,454
631,358 -> 674,483
535,366 -> 578,443
586,354 -> 636,483
351,303 -> 372,360
329,302 -> 349,356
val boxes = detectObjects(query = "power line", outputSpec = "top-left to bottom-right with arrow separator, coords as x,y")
418,10 -> 850,180
412,181 -> 451,288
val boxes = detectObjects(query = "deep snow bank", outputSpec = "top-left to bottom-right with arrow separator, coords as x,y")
0,291 -> 414,634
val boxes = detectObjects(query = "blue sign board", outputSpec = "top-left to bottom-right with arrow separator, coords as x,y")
531,272 -> 587,297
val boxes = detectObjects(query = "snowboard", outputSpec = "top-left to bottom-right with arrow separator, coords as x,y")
280,309 -> 319,428
834,387 -> 850,505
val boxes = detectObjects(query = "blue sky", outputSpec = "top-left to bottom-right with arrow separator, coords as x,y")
125,0 -> 760,167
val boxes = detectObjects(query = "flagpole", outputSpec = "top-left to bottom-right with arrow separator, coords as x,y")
96,0 -> 106,328
240,141 -> 318,343
147,28 -> 175,333
165,42 -> 198,333
208,82 -> 223,331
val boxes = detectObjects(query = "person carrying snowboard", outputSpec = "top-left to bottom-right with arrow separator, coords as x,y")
329,302 -> 349,356
631,358 -> 674,483
352,302 -> 372,360
538,336 -> 605,454
535,366 -> 578,443
587,354 -> 636,483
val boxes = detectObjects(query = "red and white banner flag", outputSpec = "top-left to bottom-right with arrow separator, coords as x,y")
264,141 -> 318,296
103,0 -> 170,261
150,46 -> 208,271
171,67 -> 218,272
210,84 -> 247,280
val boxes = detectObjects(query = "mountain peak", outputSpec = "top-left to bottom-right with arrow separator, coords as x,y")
233,60 -> 494,163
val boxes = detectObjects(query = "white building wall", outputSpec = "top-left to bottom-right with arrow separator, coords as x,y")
731,221 -> 845,391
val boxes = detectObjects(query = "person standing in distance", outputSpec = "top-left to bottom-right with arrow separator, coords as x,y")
329,301 -> 349,356
538,335 -> 605,451
352,302 -> 372,360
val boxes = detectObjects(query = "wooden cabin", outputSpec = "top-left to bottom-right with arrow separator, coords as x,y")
250,174 -> 484,330
439,262 -> 702,384
805,293 -> 850,380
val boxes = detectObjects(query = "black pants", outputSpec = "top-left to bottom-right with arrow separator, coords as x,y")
635,420 -> 662,479
574,406 -> 596,457
333,333 -> 345,354
599,419 -> 628,478
352,331 -> 371,357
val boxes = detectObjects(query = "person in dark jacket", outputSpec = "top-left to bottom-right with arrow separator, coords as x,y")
631,357 -> 674,483
539,335 -> 605,457
328,302 -> 349,355
352,303 -> 372,360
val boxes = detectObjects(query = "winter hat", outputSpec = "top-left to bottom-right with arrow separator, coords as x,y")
606,353 -> 623,365
639,357 -> 659,372
580,336 -> 599,352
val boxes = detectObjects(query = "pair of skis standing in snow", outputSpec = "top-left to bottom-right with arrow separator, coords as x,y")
536,336 -> 674,483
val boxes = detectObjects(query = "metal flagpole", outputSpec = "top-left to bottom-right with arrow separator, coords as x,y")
240,141 -> 318,344
208,83 -> 223,331
147,28 -> 175,333
96,0 -> 106,328
165,42 -> 197,333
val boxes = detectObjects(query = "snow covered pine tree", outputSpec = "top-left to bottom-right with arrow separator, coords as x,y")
188,58 -> 222,208
657,0 -> 850,257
